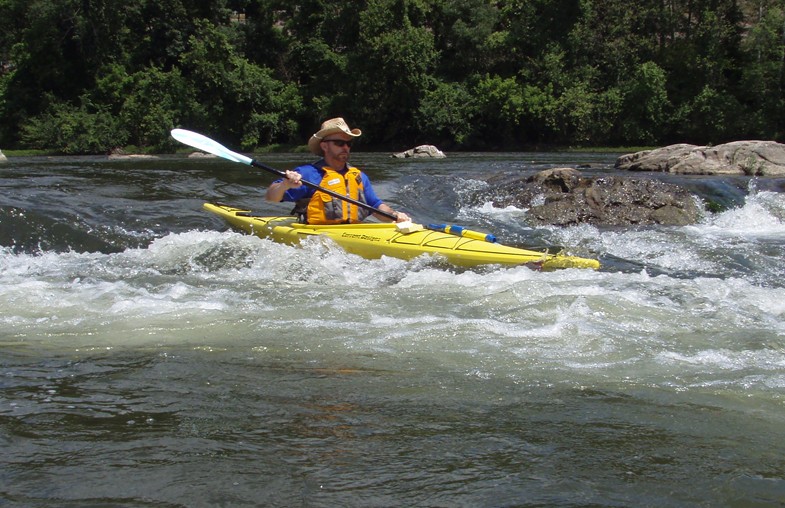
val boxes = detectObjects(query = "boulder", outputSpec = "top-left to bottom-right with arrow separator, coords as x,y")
108,147 -> 157,160
476,167 -> 701,226
616,140 -> 785,176
0,149 -> 6,163
392,145 -> 445,158
188,151 -> 217,158
107,153 -> 157,160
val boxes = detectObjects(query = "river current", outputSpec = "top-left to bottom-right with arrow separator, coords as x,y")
1,150 -> 784,507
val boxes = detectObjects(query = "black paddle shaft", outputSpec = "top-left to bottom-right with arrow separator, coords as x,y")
250,159 -> 397,221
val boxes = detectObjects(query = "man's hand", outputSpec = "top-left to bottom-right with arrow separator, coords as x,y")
280,170 -> 302,189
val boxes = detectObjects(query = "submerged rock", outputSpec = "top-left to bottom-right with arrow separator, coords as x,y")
476,167 -> 701,226
616,140 -> 785,176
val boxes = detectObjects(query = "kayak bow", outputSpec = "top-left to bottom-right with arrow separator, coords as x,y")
203,203 -> 600,270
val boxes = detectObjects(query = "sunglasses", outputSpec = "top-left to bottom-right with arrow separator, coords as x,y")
322,139 -> 353,148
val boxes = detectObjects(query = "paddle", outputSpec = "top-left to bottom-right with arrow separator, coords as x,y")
170,128 -> 398,221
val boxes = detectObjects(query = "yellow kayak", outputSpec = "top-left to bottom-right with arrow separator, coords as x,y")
203,203 -> 600,270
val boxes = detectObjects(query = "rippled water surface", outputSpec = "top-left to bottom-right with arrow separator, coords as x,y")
1,151 -> 784,506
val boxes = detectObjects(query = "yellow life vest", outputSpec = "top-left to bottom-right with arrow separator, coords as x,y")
306,165 -> 371,224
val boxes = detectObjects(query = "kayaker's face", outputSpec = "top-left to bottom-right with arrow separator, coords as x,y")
321,134 -> 353,166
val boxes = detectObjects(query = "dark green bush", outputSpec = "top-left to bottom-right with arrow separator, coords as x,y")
21,99 -> 127,154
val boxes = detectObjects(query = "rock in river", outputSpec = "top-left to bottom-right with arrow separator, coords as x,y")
391,145 -> 446,158
477,168 -> 701,227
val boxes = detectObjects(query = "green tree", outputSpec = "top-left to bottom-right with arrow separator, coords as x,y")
674,84 -> 744,143
660,0 -> 746,124
549,81 -> 623,145
20,97 -> 126,154
2,0 -> 784,151
233,0 -> 293,75
178,19 -> 303,149
567,0 -> 658,83
351,0 -> 437,145
497,0 -> 582,80
254,1 -> 364,134
417,80 -> 475,145
114,66 -> 198,150
471,74 -> 526,148
740,1 -> 785,138
1,0 -> 102,144
619,61 -> 670,144
429,0 -> 500,80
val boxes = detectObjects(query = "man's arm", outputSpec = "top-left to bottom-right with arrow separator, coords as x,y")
362,174 -> 411,222
265,170 -> 302,202
373,203 -> 411,223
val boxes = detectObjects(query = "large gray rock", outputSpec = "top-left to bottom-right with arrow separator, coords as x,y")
107,153 -> 157,160
0,149 -> 6,163
616,140 -> 785,176
477,168 -> 701,226
188,151 -> 217,158
392,145 -> 445,158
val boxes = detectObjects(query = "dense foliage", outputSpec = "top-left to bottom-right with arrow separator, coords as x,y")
1,0 -> 783,153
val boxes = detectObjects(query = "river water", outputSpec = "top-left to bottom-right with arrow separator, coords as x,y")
1,150 -> 784,507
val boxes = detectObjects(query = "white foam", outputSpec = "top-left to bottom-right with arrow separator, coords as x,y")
2,226 -> 784,397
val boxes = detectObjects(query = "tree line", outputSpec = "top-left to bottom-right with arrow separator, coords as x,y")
1,0 -> 783,154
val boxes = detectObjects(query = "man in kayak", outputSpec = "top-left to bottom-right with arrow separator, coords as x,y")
265,117 -> 412,225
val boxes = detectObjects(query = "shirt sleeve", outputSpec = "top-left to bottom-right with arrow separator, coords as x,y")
361,173 -> 384,208
274,164 -> 319,202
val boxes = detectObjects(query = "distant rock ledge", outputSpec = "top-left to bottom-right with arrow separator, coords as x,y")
392,145 -> 445,158
616,140 -> 785,176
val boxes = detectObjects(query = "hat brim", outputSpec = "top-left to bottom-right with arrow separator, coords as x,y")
308,127 -> 362,155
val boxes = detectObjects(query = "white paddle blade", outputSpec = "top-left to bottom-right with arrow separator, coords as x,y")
171,129 -> 253,165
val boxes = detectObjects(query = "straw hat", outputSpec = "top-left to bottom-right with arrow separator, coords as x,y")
307,117 -> 362,155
